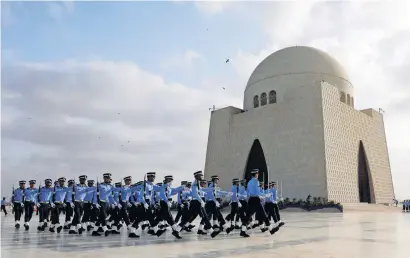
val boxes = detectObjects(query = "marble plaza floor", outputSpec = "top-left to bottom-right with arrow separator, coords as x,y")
1,211 -> 409,258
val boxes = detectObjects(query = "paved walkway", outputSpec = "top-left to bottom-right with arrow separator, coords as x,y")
1,212 -> 409,258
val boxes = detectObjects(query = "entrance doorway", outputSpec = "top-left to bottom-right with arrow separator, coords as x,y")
243,139 -> 268,185
358,141 -> 372,203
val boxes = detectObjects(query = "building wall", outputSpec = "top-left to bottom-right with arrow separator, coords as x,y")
205,82 -> 328,199
321,82 -> 394,203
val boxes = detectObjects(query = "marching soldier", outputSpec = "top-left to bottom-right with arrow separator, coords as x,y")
50,177 -> 72,233
37,179 -> 53,231
82,179 -> 96,231
13,180 -> 26,229
23,180 -> 39,230
178,171 -> 220,238
91,173 -> 117,237
63,179 -> 75,229
69,175 -> 89,234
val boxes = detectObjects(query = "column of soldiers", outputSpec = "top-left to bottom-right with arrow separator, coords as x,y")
403,200 -> 410,212
11,168 -> 285,239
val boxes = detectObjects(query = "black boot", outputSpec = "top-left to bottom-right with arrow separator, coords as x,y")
63,224 -> 71,229
87,225 -> 93,231
210,229 -> 221,238
68,229 -> 77,234
188,224 -> 196,230
197,229 -> 207,235
104,230 -> 110,237
15,224 -> 20,229
49,227 -> 55,233
78,227 -> 85,235
156,229 -> 165,237
24,224 -> 29,231
91,231 -> 101,236
172,230 -> 182,239
128,232 -> 140,238
57,226 -> 63,233
269,226 -> 279,235
240,230 -> 250,238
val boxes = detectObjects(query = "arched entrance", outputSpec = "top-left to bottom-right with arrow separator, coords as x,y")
243,139 -> 268,185
358,141 -> 372,203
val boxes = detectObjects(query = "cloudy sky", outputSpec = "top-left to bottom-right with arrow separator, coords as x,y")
1,1 -> 409,199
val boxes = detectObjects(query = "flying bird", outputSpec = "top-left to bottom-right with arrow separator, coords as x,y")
121,145 -> 124,147
117,112 -> 120,115
127,141 -> 130,143
225,58 -> 230,63
222,87 -> 225,90
28,117 -> 32,120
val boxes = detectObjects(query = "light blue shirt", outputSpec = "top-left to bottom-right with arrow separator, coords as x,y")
191,180 -> 202,201
238,185 -> 247,200
93,183 -> 115,204
13,188 -> 25,202
231,185 -> 239,202
159,184 -> 184,203
247,178 -> 263,197
120,185 -> 139,202
65,186 -> 73,202
54,186 -> 70,203
39,187 -> 53,203
75,184 -> 89,201
24,187 -> 38,204
1,200 -> 5,206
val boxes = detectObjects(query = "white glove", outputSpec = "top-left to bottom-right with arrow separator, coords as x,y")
50,203 -> 55,208
127,202 -> 132,208
21,203 -> 24,207
70,203 -> 75,208
181,204 -> 184,208
111,204 -> 116,209
215,201 -> 220,208
36,203 -> 40,208
94,203 -> 101,209
167,202 -> 172,208
200,201 -> 205,208
143,203 -> 149,209
266,193 -> 272,198
117,203 -> 122,209
238,202 -> 242,208
133,202 -> 139,207
228,192 -> 233,196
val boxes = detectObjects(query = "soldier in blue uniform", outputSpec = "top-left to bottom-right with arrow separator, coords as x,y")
269,182 -> 285,228
109,181 -> 122,234
82,179 -> 96,231
174,181 -> 187,224
23,180 -> 39,230
50,177 -> 73,233
1,197 -> 6,216
118,176 -> 139,234
225,178 -> 246,231
69,175 -> 90,234
178,171 -> 220,238
92,173 -> 117,237
13,180 -> 26,229
37,179 -> 54,231
63,179 -> 75,229
244,169 -> 278,237
155,175 -> 185,239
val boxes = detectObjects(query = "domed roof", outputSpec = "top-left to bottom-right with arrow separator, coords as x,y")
246,46 -> 352,91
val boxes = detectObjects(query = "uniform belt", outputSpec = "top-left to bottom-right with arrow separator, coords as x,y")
14,201 -> 21,203
40,202 -> 49,204
75,200 -> 84,202
99,200 -> 106,203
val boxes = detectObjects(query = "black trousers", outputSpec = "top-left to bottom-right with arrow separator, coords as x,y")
245,197 -> 270,226
39,203 -> 50,223
14,203 -> 23,221
226,202 -> 247,224
51,203 -> 64,225
81,203 -> 92,223
181,200 -> 212,230
204,201 -> 226,226
24,201 -> 35,222
2,205 -> 7,215
175,204 -> 184,223
156,201 -> 176,227
65,202 -> 73,222
72,202 -> 84,225
109,206 -> 121,226
119,201 -> 131,226
131,204 -> 146,228
96,202 -> 109,227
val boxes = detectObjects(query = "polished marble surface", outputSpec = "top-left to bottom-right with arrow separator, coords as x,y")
1,212 -> 409,258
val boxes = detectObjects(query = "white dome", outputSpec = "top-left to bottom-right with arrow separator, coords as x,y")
243,46 -> 354,110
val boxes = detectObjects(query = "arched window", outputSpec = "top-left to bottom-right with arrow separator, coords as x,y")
260,93 -> 267,106
340,92 -> 346,103
253,95 -> 259,108
351,97 -> 354,107
347,94 -> 351,105
269,90 -> 277,104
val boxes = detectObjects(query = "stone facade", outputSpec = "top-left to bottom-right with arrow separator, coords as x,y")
204,81 -> 394,204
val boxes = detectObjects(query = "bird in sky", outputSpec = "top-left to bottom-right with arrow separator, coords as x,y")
222,87 -> 225,90
225,58 -> 230,63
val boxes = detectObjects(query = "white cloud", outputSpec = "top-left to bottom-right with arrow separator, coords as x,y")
1,60 -> 236,196
227,1 -> 410,199
161,49 -> 202,69
194,1 -> 235,15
